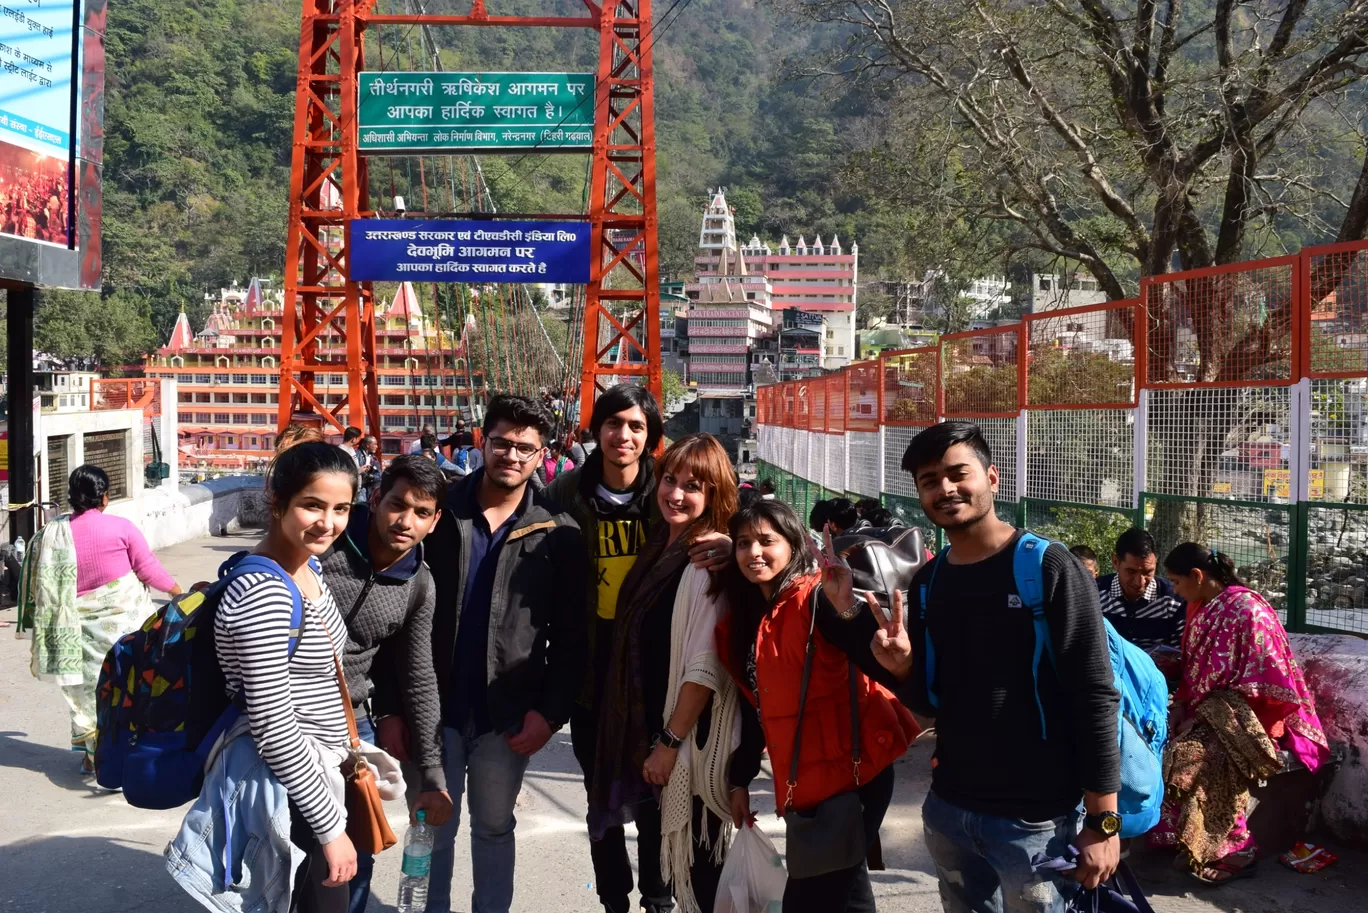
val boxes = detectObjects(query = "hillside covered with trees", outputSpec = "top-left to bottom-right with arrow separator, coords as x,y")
21,0 -> 1368,370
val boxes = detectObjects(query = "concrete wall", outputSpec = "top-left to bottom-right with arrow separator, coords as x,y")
36,407 -> 145,506
1290,633 -> 1368,846
107,475 -> 266,551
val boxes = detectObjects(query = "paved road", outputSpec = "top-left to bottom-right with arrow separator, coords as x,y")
1,534 -> 1365,912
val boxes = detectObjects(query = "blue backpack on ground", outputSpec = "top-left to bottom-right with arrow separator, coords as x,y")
93,552 -> 309,809
921,533 -> 1168,838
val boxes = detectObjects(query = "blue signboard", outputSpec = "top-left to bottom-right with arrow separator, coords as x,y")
349,219 -> 591,283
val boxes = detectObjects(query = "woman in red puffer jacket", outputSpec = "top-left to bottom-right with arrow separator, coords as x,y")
715,499 -> 919,913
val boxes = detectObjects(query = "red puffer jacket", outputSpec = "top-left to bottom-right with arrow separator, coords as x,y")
719,573 -> 919,814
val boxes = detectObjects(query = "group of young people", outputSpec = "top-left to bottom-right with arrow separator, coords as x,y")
18,387 -> 1334,913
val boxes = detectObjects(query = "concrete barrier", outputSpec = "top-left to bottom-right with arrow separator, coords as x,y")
107,476 -> 266,551
1289,633 -> 1368,847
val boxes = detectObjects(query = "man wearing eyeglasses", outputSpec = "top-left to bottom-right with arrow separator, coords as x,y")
424,393 -> 588,913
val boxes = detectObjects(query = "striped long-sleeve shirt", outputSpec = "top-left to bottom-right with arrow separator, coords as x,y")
214,570 -> 351,842
1096,573 -> 1186,651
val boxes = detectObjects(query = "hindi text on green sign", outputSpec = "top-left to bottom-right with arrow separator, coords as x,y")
358,72 -> 594,153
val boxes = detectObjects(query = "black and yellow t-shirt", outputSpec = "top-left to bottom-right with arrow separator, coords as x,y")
593,482 -> 649,619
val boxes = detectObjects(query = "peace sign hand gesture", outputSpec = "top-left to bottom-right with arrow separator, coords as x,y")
869,588 -> 914,683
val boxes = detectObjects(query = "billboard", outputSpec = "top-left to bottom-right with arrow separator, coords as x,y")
349,219 -> 592,284
0,0 -> 103,290
357,72 -> 593,153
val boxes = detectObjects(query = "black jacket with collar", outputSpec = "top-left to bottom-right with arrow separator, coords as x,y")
427,471 -> 588,734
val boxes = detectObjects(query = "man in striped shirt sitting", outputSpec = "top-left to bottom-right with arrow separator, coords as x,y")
1096,528 -> 1186,652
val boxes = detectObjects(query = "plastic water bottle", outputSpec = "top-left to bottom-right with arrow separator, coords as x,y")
396,810 -> 433,913
13,536 -> 24,565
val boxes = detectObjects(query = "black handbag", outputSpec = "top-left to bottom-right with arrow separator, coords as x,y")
831,525 -> 927,621
783,591 -> 867,879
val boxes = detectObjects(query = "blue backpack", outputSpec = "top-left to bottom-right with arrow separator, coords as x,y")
921,534 -> 1167,838
454,446 -> 471,472
94,553 -> 310,809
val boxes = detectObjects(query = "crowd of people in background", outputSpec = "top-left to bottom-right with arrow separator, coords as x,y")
0,164 -> 68,244
14,394 -> 1336,913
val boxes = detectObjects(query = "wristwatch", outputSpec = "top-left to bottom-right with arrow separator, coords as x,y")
656,727 -> 684,750
1084,811 -> 1122,838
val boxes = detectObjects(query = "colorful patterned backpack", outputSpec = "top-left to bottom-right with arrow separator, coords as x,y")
93,552 -> 307,808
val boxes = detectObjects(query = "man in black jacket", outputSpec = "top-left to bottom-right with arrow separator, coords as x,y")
425,394 -> 587,913
830,421 -> 1121,911
320,454 -> 449,913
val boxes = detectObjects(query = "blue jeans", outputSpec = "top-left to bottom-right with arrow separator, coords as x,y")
348,716 -> 377,913
921,790 -> 1081,913
428,721 -> 531,913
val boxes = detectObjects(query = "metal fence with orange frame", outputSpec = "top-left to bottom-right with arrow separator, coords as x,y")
752,241 -> 1368,635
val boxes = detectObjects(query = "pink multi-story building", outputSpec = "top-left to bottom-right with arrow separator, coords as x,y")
685,192 -> 774,396
694,190 -> 859,369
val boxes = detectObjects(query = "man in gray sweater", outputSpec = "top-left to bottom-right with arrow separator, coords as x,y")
320,453 -> 450,913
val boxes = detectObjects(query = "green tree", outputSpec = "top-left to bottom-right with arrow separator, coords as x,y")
662,367 -> 686,409
1034,506 -> 1134,576
35,290 -> 157,373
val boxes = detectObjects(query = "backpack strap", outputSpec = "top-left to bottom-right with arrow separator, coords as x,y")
1013,533 -> 1055,739
219,552 -> 308,658
918,547 -> 950,710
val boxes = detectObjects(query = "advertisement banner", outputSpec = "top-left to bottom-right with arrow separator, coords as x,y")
358,72 -> 593,153
349,219 -> 592,284
1261,469 -> 1325,500
0,0 -> 75,247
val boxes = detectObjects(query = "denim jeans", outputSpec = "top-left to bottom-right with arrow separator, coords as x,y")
428,720 -> 531,913
921,790 -> 1081,913
347,717 -> 377,913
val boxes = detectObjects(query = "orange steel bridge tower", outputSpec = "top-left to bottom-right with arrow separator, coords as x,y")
277,0 -> 663,435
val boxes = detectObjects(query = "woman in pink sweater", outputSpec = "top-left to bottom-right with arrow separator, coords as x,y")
20,465 -> 181,773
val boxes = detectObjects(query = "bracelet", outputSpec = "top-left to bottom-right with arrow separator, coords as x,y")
836,599 -> 863,621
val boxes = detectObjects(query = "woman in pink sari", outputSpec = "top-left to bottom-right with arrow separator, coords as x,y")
1150,543 -> 1329,883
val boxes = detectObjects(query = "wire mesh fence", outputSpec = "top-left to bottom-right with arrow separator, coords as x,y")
883,425 -> 922,498
1023,500 -> 1137,576
1141,494 -> 1292,622
826,432 -> 846,496
882,348 -> 939,425
977,417 -> 1020,503
1307,243 -> 1368,378
1026,409 -> 1134,508
847,361 -> 880,433
1145,386 -> 1293,504
751,240 -> 1368,635
1142,257 -> 1298,387
1304,503 -> 1368,634
884,494 -> 938,548
847,431 -> 881,498
1024,302 -> 1137,408
942,327 -> 1019,417
808,432 -> 826,492
1309,378 -> 1368,505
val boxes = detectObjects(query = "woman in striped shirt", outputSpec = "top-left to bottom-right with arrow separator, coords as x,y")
215,441 -> 359,912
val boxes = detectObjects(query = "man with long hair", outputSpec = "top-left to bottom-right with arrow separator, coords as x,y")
545,384 -> 730,913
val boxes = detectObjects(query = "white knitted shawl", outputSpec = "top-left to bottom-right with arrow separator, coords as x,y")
659,564 -> 739,913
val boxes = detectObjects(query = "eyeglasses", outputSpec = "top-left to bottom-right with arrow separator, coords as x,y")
488,436 -> 544,463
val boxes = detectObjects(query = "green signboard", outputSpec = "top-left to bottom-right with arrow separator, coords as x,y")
358,72 -> 594,153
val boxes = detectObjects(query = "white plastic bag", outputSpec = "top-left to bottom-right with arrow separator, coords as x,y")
714,824 -> 787,913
